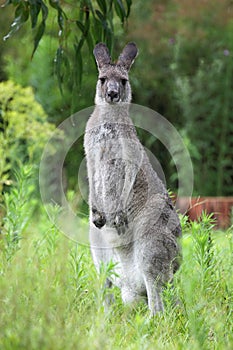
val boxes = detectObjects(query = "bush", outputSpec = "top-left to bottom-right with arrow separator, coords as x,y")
0,80 -> 55,197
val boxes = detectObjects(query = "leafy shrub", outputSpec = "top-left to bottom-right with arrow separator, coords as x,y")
0,80 -> 55,196
1,165 -> 36,261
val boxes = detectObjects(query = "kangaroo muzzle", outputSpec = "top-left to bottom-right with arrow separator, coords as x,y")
106,81 -> 120,103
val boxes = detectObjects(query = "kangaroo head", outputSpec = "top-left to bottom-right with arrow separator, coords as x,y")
94,42 -> 138,104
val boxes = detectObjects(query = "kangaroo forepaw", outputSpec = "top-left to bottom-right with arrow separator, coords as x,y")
92,208 -> 106,229
93,217 -> 106,229
113,210 -> 128,235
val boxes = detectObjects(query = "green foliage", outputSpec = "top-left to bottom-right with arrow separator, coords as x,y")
178,216 -> 233,349
128,0 -> 233,196
0,80 -> 55,197
171,43 -> 233,195
1,0 -> 233,197
2,0 -> 132,91
0,205 -> 232,349
1,165 -> 36,261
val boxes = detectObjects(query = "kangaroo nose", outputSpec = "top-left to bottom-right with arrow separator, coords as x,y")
108,90 -> 119,101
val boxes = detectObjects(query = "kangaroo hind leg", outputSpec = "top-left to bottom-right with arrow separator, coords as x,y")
144,276 -> 164,317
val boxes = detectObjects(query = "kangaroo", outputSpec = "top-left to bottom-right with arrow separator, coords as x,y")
84,42 -> 181,315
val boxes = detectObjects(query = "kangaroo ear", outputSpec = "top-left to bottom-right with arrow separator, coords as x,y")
117,42 -> 138,71
93,43 -> 111,69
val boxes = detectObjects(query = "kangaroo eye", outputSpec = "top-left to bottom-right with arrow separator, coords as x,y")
100,77 -> 106,85
121,79 -> 127,86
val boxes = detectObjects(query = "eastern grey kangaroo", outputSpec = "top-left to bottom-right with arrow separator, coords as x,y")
84,42 -> 181,315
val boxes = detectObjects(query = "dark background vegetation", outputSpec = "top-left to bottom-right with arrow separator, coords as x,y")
0,0 -> 232,211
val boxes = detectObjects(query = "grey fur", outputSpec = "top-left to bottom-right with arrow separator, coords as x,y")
84,42 -> 181,316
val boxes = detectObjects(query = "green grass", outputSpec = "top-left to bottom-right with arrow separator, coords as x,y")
0,169 -> 232,349
0,213 -> 232,350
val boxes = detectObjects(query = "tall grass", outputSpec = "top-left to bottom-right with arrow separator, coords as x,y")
0,170 -> 232,349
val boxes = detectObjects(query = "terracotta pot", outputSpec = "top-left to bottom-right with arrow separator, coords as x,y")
176,197 -> 233,229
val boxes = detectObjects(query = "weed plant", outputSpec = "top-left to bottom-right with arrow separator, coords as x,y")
0,170 -> 232,349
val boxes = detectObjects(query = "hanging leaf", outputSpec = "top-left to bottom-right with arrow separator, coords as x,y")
41,1 -> 48,22
76,49 -> 83,88
54,47 -> 63,94
92,16 -> 103,42
31,21 -> 45,58
108,0 -> 114,12
84,0 -> 95,16
29,1 -> 41,29
125,0 -> 132,17
105,33 -> 113,55
31,1 -> 48,58
3,2 -> 29,41
96,0 -> 107,15
74,40 -> 84,88
113,0 -> 126,23
95,9 -> 113,47
1,0 -> 19,8
85,30 -> 94,54
49,0 -> 66,30
76,7 -> 93,54
76,20 -> 86,34
95,10 -> 108,30
54,47 -> 70,94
